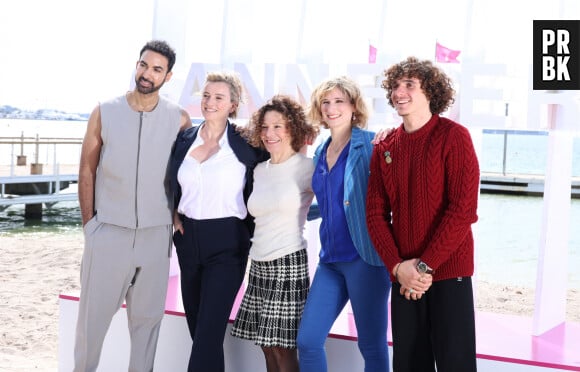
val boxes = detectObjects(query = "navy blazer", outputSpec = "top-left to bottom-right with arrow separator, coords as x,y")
169,121 -> 269,235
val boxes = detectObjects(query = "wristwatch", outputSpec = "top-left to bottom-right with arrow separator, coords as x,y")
416,260 -> 434,274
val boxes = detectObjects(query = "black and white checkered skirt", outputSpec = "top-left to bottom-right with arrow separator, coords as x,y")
231,249 -> 309,348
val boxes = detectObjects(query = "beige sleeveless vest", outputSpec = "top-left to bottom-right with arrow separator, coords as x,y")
95,95 -> 182,228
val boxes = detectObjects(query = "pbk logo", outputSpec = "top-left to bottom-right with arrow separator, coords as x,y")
533,20 -> 580,90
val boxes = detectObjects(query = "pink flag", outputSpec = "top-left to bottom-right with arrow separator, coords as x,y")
435,42 -> 460,63
368,44 -> 377,64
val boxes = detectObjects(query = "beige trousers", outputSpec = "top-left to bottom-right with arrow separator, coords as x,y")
73,216 -> 171,372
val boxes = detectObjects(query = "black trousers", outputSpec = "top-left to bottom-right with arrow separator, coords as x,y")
173,216 -> 250,372
391,277 -> 477,372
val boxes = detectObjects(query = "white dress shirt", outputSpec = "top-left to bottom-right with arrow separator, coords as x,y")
177,126 -> 247,220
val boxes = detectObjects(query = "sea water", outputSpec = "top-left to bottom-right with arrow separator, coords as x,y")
1,119 -> 579,289
1,192 -> 578,289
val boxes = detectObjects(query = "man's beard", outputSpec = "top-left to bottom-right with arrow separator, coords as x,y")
136,77 -> 163,94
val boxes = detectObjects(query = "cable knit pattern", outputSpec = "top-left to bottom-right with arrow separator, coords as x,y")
366,115 -> 480,281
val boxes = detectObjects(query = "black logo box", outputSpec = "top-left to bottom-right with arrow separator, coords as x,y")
533,20 -> 580,90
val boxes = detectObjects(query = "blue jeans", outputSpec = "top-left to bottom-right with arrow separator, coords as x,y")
297,257 -> 391,372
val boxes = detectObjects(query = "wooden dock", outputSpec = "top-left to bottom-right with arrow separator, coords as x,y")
1,135 -> 580,218
2,166 -> 580,208
480,173 -> 580,198
2,164 -> 580,217
0,164 -> 79,217
0,135 -> 82,217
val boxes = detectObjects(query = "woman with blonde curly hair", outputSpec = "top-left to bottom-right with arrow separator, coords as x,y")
297,76 -> 392,372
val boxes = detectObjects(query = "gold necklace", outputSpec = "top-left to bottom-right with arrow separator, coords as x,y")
329,137 -> 350,154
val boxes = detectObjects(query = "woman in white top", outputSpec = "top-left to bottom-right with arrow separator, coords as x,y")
231,94 -> 318,372
169,71 -> 269,372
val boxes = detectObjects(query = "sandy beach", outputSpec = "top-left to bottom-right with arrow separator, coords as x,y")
0,232 -> 578,372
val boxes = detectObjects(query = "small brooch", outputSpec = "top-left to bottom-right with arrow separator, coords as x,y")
384,151 -> 392,164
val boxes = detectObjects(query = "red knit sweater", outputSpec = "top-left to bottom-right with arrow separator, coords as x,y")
366,115 -> 480,282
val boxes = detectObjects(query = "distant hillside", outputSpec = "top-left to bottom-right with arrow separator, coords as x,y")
0,105 -> 89,121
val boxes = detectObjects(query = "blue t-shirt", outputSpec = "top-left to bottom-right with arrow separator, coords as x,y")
312,140 -> 359,263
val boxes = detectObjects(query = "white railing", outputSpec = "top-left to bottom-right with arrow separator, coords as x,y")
0,136 -> 81,208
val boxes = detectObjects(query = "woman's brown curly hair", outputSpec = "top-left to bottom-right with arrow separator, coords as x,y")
381,56 -> 455,115
246,94 -> 319,152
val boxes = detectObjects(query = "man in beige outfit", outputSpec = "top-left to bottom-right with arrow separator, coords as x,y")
74,40 -> 190,372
